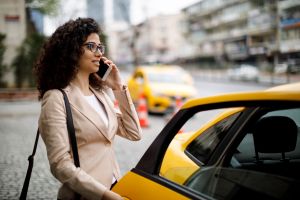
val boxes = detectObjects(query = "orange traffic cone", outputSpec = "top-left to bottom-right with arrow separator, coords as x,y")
175,96 -> 184,133
165,96 -> 183,122
174,96 -> 183,113
137,93 -> 149,128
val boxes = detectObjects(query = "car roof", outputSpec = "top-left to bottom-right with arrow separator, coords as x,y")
182,82 -> 300,109
267,82 -> 300,92
138,65 -> 185,73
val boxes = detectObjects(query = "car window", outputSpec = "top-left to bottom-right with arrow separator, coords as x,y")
264,108 -> 300,126
160,108 -> 241,185
134,72 -> 144,84
184,166 -> 300,200
234,108 -> 300,165
147,71 -> 187,84
185,112 -> 241,165
183,107 -> 300,200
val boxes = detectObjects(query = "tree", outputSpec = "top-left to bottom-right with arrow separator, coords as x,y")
12,33 -> 46,88
25,0 -> 60,34
0,33 -> 7,87
25,0 -> 59,15
10,0 -> 58,88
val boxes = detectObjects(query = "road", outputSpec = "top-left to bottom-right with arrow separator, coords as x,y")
0,80 -> 269,199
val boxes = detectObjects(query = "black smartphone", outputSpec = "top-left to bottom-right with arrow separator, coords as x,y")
97,59 -> 112,81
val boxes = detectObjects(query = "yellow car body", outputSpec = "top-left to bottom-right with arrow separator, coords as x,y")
113,82 -> 300,200
161,82 -> 300,184
112,172 -> 189,200
127,65 -> 197,113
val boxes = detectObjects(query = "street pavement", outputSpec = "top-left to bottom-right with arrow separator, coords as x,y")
0,101 -> 59,199
0,100 -> 164,199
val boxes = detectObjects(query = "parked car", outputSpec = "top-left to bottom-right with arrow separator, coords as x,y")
275,63 -> 288,74
287,59 -> 300,74
127,65 -> 197,114
275,63 -> 300,74
227,64 -> 259,82
113,82 -> 300,200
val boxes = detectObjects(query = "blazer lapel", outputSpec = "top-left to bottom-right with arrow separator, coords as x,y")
90,87 -> 118,140
64,83 -> 111,141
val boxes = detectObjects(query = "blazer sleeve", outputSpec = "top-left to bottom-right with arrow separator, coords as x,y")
39,90 -> 107,200
112,86 -> 142,141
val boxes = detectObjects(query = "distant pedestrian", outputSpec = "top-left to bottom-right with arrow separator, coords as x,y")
34,17 -> 142,200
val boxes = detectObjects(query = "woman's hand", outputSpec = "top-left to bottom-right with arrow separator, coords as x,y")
100,57 -> 123,91
102,190 -> 123,200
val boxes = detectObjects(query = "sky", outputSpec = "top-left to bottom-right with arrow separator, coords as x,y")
44,0 -> 200,35
131,0 -> 200,24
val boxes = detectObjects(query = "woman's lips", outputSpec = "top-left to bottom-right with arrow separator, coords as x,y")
92,60 -> 100,66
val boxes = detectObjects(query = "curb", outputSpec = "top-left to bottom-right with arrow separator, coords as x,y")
0,89 -> 38,102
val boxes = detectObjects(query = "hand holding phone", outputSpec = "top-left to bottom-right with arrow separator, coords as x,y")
97,59 -> 112,81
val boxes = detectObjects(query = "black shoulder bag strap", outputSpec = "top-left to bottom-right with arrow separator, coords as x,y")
20,89 -> 81,200
60,89 -> 80,168
19,129 -> 39,200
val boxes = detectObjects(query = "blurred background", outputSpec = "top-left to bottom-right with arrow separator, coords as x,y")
0,0 -> 300,92
0,0 -> 300,199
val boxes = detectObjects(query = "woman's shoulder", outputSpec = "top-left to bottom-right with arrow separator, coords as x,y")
40,89 -> 66,116
42,89 -> 64,104
44,89 -> 63,97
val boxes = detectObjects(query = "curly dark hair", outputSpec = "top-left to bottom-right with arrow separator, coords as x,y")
34,17 -> 104,99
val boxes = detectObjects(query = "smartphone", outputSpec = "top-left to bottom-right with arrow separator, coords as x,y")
97,59 -> 112,81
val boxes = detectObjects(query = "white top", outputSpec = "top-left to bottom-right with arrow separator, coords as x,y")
83,94 -> 108,128
84,94 -> 117,184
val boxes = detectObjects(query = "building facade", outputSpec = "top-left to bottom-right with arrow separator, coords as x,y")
87,0 -> 105,26
113,0 -> 130,24
182,0 -> 300,72
112,13 -> 186,66
0,0 -> 26,87
279,0 -> 300,72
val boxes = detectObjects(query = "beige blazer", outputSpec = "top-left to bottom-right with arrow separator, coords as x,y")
39,83 -> 142,200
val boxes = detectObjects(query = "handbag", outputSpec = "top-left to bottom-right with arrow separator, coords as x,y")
20,89 -> 81,200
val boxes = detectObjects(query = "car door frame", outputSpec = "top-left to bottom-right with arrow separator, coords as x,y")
132,98 -> 300,199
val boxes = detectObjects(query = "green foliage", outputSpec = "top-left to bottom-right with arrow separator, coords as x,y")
0,33 -> 7,87
26,0 -> 60,16
100,32 -> 109,56
12,33 -> 46,88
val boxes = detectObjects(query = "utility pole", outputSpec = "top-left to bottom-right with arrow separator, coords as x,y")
273,0 -> 281,85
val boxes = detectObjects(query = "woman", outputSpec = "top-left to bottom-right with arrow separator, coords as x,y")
34,18 -> 142,200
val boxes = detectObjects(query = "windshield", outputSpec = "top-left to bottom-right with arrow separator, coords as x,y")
147,72 -> 188,84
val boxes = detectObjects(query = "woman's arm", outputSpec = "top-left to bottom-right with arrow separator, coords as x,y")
99,58 -> 142,141
112,86 -> 142,141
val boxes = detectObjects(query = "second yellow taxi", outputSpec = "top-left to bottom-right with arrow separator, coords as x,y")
127,64 -> 197,114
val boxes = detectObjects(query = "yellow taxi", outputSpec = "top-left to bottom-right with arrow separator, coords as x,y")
113,82 -> 300,200
127,65 -> 197,114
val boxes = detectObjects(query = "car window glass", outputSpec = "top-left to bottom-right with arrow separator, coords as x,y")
160,108 -> 241,185
264,108 -> 300,126
185,111 -> 240,165
182,107 -> 300,200
181,109 -> 226,132
147,71 -> 187,84
234,108 -> 300,164
134,72 -> 144,84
